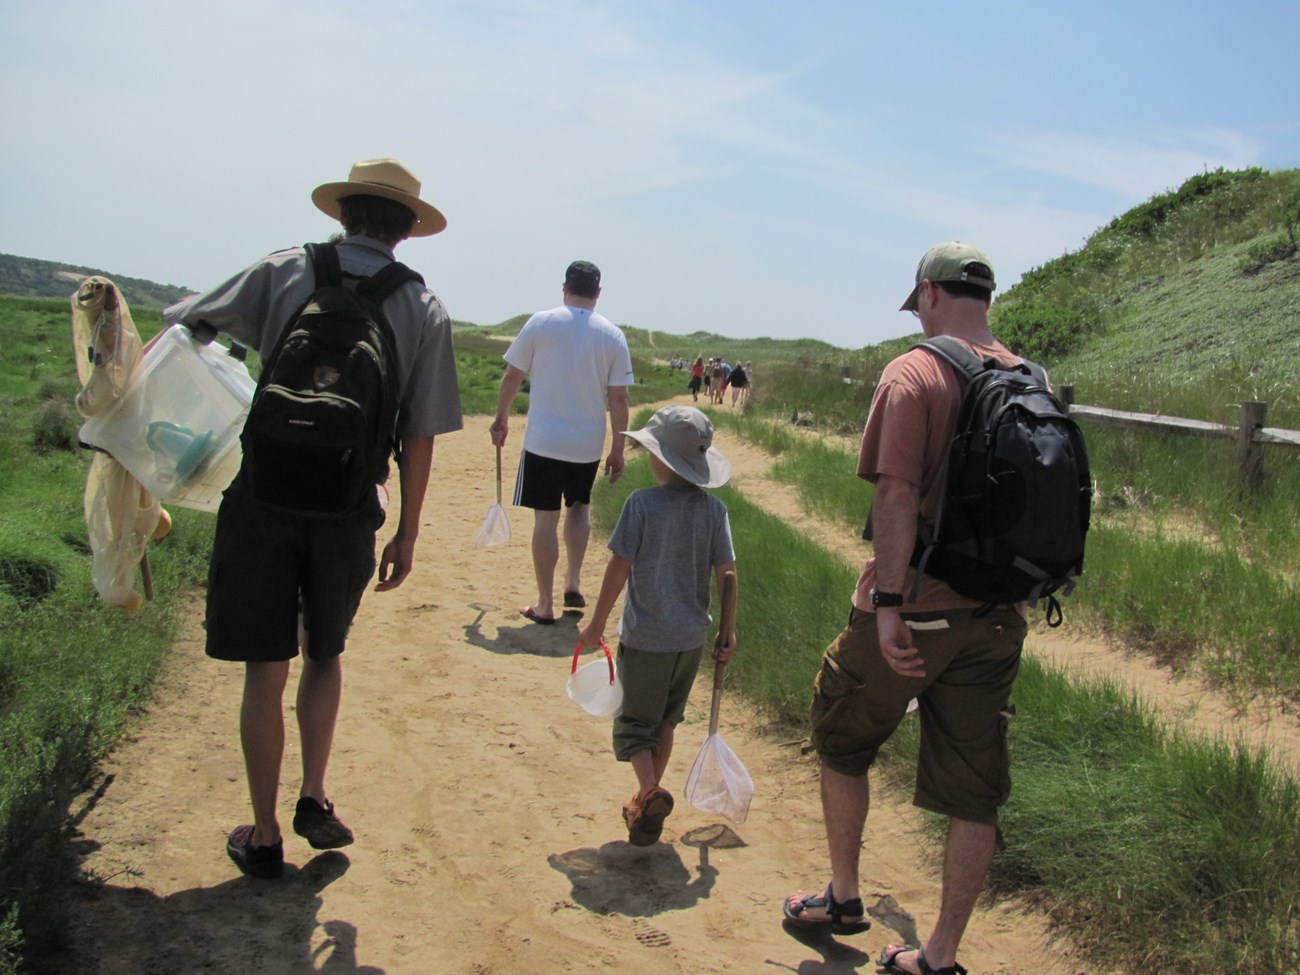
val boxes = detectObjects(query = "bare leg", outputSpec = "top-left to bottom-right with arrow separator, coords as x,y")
652,720 -> 674,784
923,818 -> 997,968
629,718 -> 677,800
528,508 -> 562,618
629,749 -> 658,795
880,818 -> 996,974
823,764 -> 869,907
297,654 -> 342,804
562,502 -> 590,596
241,660 -> 291,847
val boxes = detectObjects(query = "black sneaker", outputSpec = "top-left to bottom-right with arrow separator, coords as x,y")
293,797 -> 354,849
227,825 -> 284,879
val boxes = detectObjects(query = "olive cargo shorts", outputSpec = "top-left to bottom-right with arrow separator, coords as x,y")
810,604 -> 1027,824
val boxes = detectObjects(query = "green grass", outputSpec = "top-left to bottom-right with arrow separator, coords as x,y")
885,660 -> 1300,974
991,658 -> 1299,974
0,296 -> 214,962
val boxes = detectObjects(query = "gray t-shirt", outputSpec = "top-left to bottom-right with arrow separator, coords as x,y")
608,484 -> 735,653
163,236 -> 463,440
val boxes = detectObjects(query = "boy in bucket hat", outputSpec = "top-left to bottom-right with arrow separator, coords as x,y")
578,405 -> 738,846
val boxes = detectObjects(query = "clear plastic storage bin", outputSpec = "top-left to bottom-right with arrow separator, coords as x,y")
80,325 -> 256,512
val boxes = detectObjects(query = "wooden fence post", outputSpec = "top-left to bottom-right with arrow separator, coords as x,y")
1059,385 -> 1075,407
1238,401 -> 1267,493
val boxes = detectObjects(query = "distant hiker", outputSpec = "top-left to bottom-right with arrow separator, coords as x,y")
727,360 -> 748,407
784,242 -> 1036,974
577,406 -> 737,846
165,158 -> 463,879
709,358 -> 725,404
688,356 -> 704,401
491,260 -> 633,624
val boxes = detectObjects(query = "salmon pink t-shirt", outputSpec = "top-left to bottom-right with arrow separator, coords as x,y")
852,338 -> 1024,614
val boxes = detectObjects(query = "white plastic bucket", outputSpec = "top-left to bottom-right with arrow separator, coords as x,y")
567,641 -> 622,717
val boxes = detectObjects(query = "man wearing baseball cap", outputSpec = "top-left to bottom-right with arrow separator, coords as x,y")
491,260 -> 634,625
786,242 -> 1029,975
165,158 -> 463,879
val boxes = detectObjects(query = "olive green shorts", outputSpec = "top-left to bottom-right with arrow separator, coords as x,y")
612,643 -> 704,761
809,604 -> 1027,824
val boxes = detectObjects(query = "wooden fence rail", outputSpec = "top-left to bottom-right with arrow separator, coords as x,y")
1057,386 -> 1300,493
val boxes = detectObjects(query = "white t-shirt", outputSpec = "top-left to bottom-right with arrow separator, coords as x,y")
503,304 -> 634,463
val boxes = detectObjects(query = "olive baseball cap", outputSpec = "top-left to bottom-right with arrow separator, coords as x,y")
899,241 -> 996,312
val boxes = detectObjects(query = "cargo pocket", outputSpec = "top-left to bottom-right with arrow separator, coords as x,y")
809,654 -> 867,759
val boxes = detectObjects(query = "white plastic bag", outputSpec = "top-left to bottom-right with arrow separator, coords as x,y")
475,502 -> 511,548
567,640 -> 623,717
474,445 -> 511,548
684,571 -> 753,823
684,720 -> 754,824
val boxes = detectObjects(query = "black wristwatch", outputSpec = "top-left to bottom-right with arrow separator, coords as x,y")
870,588 -> 904,609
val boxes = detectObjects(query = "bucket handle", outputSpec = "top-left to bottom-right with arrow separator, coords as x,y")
571,640 -> 615,685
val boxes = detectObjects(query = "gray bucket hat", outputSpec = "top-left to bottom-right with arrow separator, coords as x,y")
624,406 -> 731,488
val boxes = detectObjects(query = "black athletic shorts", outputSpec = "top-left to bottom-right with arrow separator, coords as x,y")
205,486 -> 381,662
513,450 -> 600,511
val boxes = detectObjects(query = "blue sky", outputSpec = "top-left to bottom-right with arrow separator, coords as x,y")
3,0 -> 1297,349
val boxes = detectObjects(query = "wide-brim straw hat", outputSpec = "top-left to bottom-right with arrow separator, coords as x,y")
624,405 -> 731,489
311,158 -> 447,237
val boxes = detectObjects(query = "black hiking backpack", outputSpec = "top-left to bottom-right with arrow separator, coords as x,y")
239,241 -> 422,517
903,336 -> 1091,625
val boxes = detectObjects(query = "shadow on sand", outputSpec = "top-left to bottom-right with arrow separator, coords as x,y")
548,838 -> 717,916
42,850 -> 383,975
462,600 -> 584,658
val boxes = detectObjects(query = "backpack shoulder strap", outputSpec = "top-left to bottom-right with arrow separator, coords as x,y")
255,243 -> 338,390
917,336 -> 1051,389
913,336 -> 988,385
304,241 -> 343,288
357,261 -> 425,306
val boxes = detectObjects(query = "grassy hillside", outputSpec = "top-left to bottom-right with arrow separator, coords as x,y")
0,253 -> 192,309
994,167 -> 1300,424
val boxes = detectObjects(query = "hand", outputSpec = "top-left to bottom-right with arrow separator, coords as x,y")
489,417 -> 508,447
188,321 -> 218,345
577,622 -> 605,649
877,609 -> 925,678
712,632 -> 736,665
375,536 -> 416,591
604,449 -> 625,484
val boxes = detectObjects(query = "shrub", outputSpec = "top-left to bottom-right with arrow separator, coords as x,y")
1237,233 -> 1297,276
31,398 -> 80,454
991,300 -> 1091,360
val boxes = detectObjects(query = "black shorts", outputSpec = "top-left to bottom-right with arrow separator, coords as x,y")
205,487 -> 380,662
513,450 -> 600,511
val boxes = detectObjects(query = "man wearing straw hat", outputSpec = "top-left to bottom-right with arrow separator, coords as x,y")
165,158 -> 463,879
491,260 -> 634,624
784,243 -> 1027,975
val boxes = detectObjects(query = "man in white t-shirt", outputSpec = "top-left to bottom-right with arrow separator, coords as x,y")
491,261 -> 634,624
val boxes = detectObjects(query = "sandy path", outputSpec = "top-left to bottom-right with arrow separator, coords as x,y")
53,394 -> 1295,975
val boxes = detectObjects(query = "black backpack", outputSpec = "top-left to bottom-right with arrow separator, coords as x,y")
239,241 -> 422,517
903,336 -> 1091,625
